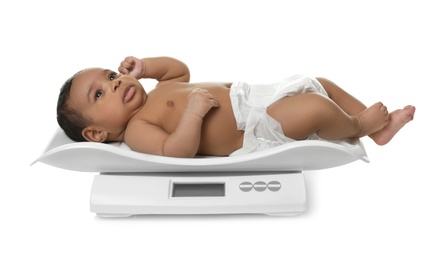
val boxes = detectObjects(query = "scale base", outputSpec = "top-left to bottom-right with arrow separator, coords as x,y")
91,172 -> 307,217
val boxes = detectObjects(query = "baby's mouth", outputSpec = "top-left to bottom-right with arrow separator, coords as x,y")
123,86 -> 135,102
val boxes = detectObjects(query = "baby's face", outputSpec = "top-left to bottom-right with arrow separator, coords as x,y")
69,68 -> 147,141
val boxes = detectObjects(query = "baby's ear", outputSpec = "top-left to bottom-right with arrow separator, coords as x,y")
82,127 -> 108,142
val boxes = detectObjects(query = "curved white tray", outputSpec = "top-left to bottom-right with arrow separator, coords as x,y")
32,129 -> 369,173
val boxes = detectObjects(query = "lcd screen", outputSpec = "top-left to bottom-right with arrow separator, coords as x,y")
172,183 -> 225,197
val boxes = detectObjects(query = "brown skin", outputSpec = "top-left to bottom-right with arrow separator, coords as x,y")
70,57 -> 243,157
69,56 -> 415,158
129,81 -> 244,156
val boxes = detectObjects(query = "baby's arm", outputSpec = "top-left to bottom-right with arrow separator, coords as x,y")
119,56 -> 190,83
125,88 -> 220,158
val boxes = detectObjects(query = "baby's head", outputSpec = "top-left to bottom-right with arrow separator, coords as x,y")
57,68 -> 147,143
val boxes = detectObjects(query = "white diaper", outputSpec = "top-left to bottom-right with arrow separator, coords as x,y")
229,75 -> 328,156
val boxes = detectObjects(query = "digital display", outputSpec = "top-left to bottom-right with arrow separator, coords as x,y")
172,183 -> 225,197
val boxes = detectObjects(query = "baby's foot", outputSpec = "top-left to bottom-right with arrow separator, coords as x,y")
355,102 -> 390,137
369,105 -> 416,145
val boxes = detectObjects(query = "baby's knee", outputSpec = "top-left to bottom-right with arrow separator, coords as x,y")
315,77 -> 331,86
305,93 -> 340,118
315,77 -> 335,95
304,92 -> 331,106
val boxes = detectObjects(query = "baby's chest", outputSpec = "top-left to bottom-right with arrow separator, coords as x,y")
139,96 -> 188,133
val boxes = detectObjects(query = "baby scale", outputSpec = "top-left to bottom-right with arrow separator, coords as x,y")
32,129 -> 368,217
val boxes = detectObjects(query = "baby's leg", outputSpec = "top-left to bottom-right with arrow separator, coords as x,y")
267,93 -> 389,141
316,77 -> 415,144
316,77 -> 367,116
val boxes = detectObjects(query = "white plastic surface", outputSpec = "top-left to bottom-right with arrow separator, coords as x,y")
32,128 -> 369,173
91,172 -> 307,217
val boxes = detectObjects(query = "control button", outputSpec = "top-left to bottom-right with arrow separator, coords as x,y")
254,181 -> 267,192
239,182 -> 253,192
268,181 -> 281,192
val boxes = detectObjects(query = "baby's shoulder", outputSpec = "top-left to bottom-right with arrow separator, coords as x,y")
127,107 -> 156,127
124,115 -> 160,141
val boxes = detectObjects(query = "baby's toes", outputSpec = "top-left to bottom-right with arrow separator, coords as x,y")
380,104 -> 389,120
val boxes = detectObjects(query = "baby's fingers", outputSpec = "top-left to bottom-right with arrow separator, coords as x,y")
118,67 -> 129,75
118,56 -> 136,74
210,98 -> 220,107
193,88 -> 220,106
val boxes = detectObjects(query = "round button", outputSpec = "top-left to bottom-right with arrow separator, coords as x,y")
254,181 -> 267,192
239,182 -> 253,192
268,181 -> 281,192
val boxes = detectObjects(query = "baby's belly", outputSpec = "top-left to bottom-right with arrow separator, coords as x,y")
198,100 -> 244,156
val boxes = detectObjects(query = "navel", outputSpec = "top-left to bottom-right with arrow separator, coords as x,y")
166,100 -> 174,107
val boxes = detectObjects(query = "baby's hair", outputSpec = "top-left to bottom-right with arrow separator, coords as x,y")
57,71 -> 89,142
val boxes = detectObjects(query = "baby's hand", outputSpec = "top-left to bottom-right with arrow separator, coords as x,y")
185,88 -> 220,118
118,56 -> 144,79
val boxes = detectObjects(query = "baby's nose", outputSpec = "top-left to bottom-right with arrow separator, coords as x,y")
111,79 -> 121,92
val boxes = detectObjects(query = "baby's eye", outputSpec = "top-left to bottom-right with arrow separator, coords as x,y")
109,73 -> 117,81
95,90 -> 103,100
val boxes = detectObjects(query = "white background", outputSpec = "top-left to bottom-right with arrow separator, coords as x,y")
2,0 -> 444,259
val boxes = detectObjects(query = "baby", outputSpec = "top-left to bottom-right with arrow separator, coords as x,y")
57,56 -> 415,158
